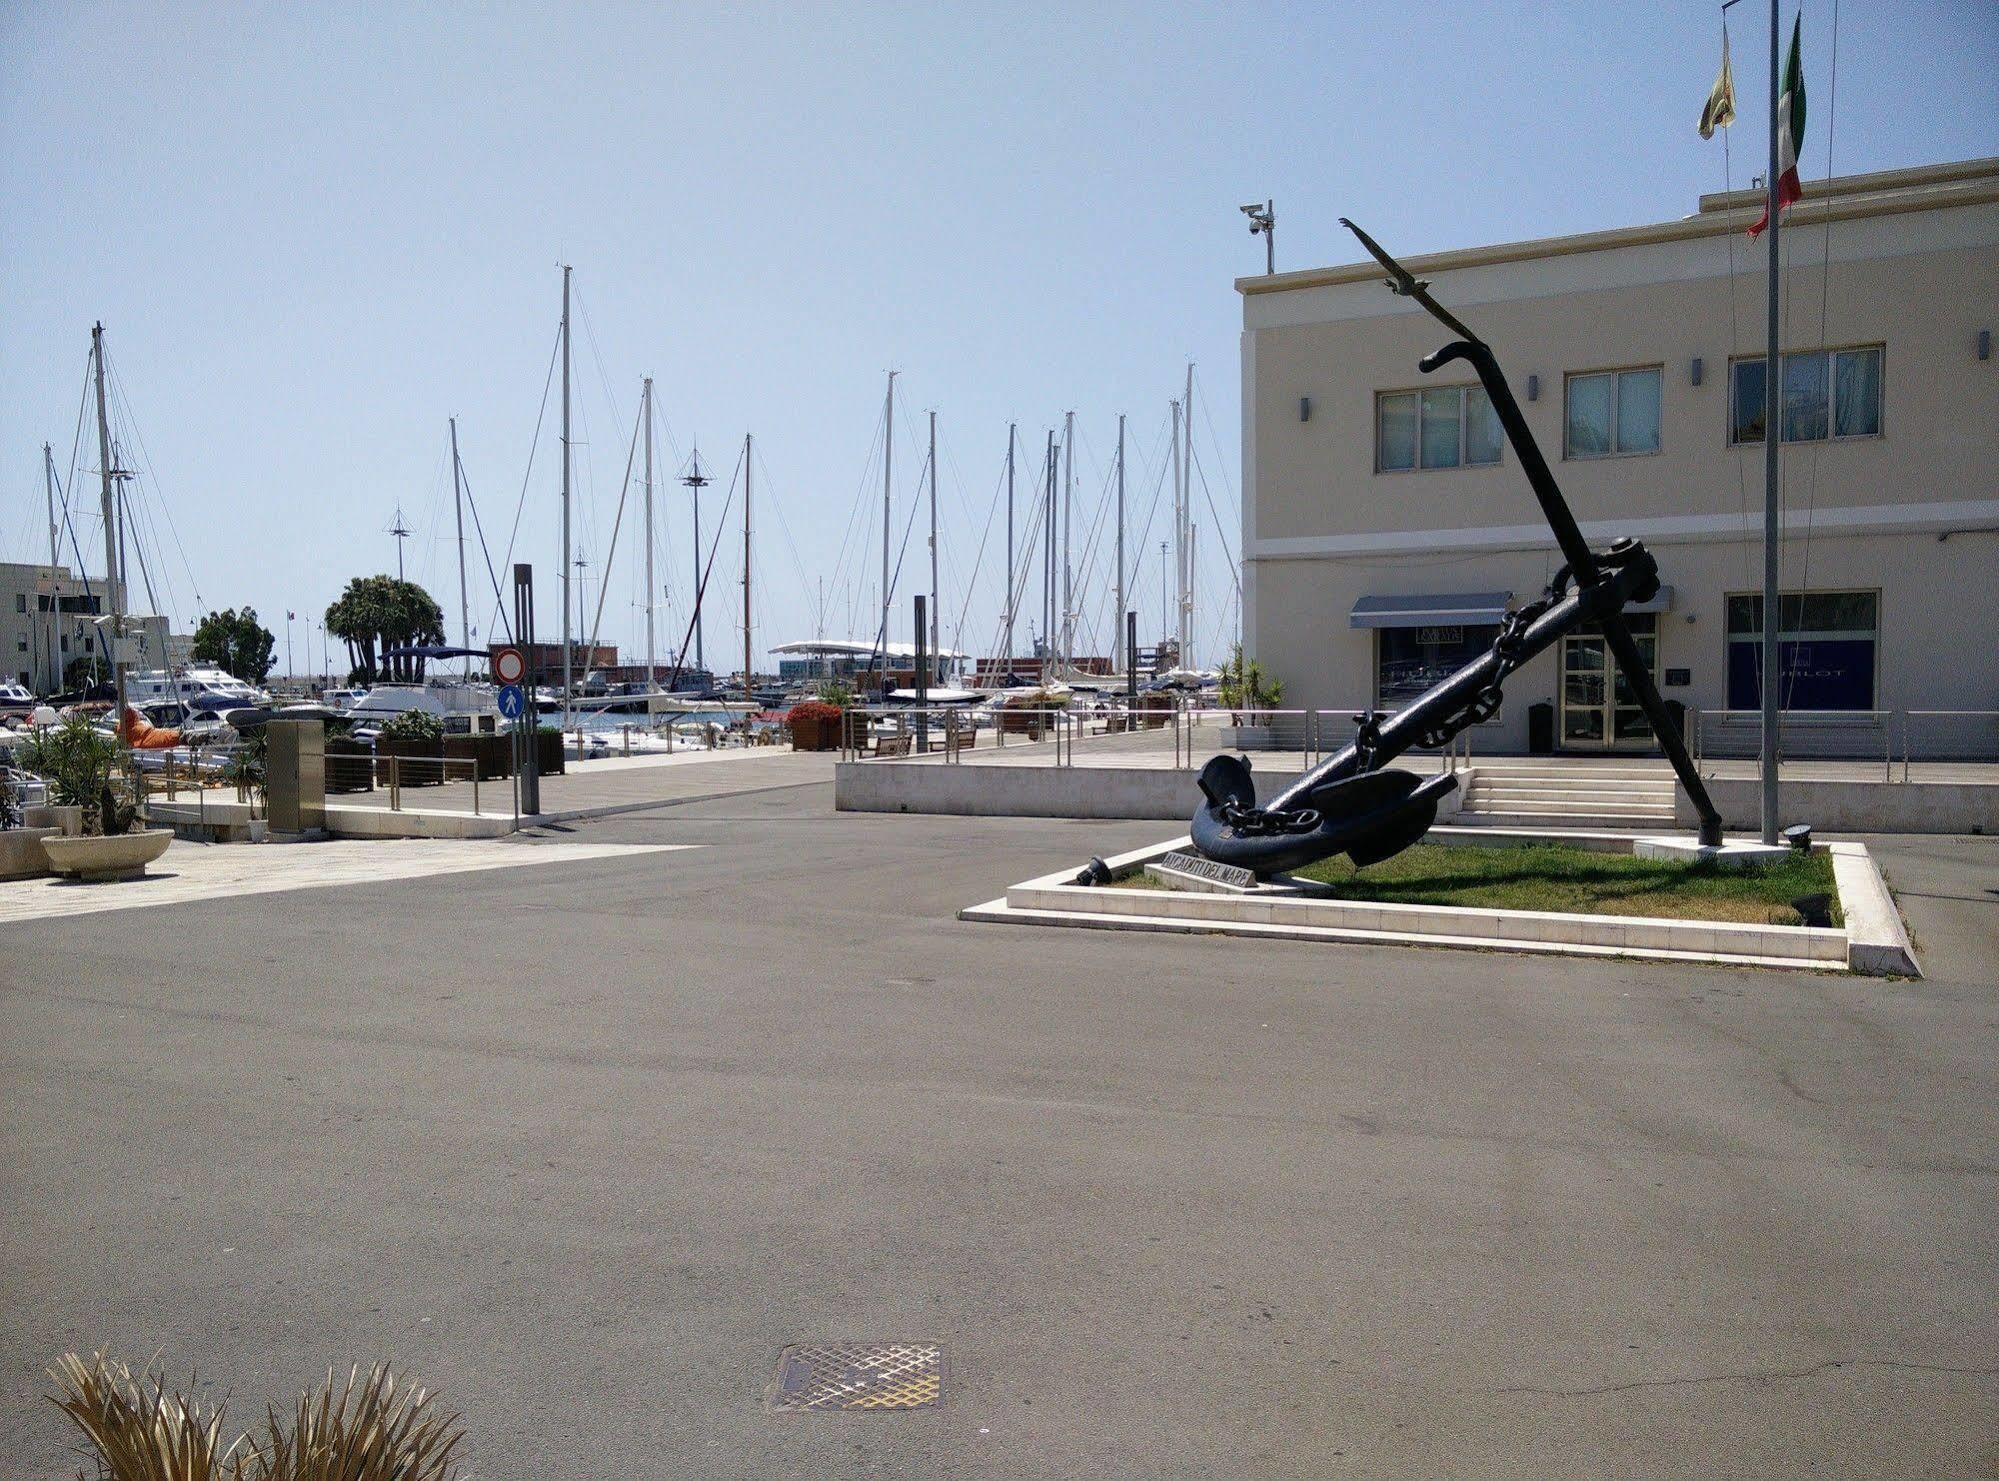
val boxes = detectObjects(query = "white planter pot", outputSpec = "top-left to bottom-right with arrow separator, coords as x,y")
24,804 -> 84,837
0,827 -> 60,881
40,828 -> 173,883
1222,725 -> 1273,751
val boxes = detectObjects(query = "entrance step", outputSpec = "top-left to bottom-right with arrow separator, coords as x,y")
1466,784 -> 1675,801
1454,810 -> 1682,830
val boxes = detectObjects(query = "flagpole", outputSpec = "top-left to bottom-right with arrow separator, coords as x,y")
1759,0 -> 1782,845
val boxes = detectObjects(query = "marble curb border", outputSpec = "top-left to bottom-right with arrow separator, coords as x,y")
961,832 -> 1919,977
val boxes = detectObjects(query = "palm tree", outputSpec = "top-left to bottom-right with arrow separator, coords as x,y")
326,576 -> 446,684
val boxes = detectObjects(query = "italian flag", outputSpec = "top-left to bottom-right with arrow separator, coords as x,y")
1749,15 -> 1806,238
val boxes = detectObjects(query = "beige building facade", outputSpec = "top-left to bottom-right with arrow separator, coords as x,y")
1,561 -> 169,696
1239,159 -> 1998,758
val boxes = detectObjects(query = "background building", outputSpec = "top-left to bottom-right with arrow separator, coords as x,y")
1,561 -> 173,696
1239,159 -> 1998,757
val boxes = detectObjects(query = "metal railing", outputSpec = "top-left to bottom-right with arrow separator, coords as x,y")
1690,708 -> 1999,781
378,754 -> 483,814
832,700 -> 1478,775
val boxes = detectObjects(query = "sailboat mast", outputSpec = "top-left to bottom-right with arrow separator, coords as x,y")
449,417 -> 470,677
1115,413 -> 1126,667
927,410 -> 939,668
880,371 -> 896,676
91,324 -> 127,730
42,442 -> 60,695
1004,423 -> 1016,671
743,431 -> 753,708
683,447 -> 708,678
1061,409 -> 1074,668
1181,363 -> 1194,666
1169,396 -> 1183,667
1047,427 -> 1063,659
560,264 -> 573,726
642,377 -> 656,691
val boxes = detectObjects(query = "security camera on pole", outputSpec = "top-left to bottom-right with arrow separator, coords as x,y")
1240,200 -> 1275,275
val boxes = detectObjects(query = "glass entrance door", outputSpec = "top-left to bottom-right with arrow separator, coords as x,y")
1559,619 -> 1657,749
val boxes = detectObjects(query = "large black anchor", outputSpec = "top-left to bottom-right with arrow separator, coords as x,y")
1188,221 -> 1726,880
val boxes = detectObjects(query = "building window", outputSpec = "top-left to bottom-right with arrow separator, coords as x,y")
1565,367 -> 1661,458
1376,386 -> 1502,472
1725,590 -> 1878,710
14,638 -> 24,652
1377,623 -> 1501,707
1730,347 -> 1883,445
12,593 -> 24,614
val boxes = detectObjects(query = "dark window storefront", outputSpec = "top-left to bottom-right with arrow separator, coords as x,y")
1725,591 -> 1878,711
1376,623 -> 1501,707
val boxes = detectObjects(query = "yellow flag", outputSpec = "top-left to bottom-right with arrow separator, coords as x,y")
1700,34 -> 1737,139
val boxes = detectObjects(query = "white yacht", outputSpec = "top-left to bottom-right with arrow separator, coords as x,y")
343,681 -> 500,738
0,681 -> 35,710
124,665 -> 270,712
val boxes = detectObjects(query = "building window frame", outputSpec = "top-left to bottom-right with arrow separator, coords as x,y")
1728,345 -> 1885,447
1563,365 -> 1663,460
1723,587 -> 1881,712
1374,385 -> 1503,473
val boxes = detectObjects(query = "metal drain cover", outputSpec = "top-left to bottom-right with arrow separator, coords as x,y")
772,1343 -> 944,1411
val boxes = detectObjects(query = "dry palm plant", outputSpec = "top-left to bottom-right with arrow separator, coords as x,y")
47,1355 -> 463,1481
232,1363 -> 462,1481
46,1352 -> 237,1481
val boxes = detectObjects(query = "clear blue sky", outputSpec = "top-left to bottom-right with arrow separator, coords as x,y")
4,1 -> 1995,679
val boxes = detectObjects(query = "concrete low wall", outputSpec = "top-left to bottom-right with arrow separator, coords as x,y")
836,761 -> 1202,819
1679,777 -> 1998,834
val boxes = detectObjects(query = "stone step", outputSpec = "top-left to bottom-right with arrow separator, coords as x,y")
1454,809 -> 1682,829
1466,787 -> 1676,805
1462,799 -> 1676,818
1471,765 -> 1674,781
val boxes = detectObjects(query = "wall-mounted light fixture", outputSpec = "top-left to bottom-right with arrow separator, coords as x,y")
1691,356 -> 1704,386
1526,374 -> 1540,402
1299,396 -> 1311,422
1980,329 -> 1991,362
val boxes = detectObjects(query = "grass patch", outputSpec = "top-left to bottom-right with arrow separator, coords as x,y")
1134,841 -> 1840,926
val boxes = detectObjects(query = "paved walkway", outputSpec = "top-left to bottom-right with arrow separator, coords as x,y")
0,838 -> 688,925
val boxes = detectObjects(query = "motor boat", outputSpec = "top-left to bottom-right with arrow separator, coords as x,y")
124,665 -> 270,711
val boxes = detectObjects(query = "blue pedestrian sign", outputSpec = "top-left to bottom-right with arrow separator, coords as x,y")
497,683 -> 526,719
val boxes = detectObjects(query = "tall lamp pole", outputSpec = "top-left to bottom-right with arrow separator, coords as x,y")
1758,0 -> 1783,845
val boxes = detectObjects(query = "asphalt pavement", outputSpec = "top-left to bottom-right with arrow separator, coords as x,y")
2,780 -> 1994,1478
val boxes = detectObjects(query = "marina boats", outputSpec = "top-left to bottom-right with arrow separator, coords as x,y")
123,665 -> 270,713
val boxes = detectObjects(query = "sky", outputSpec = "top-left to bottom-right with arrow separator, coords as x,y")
4,1 -> 1995,681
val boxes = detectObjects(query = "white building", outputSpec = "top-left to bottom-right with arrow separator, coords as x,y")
1238,159 -> 1998,758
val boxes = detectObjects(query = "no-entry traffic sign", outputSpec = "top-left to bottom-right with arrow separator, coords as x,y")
491,645 -> 526,686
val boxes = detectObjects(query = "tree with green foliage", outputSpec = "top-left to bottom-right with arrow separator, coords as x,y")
324,576 -> 446,685
190,606 -> 277,683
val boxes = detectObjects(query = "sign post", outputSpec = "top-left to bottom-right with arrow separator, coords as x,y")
510,564 -> 540,816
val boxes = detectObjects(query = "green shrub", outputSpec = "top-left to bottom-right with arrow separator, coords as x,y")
378,709 -> 444,744
17,715 -> 118,809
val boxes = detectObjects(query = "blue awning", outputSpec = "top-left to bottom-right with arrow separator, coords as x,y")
1350,592 -> 1512,629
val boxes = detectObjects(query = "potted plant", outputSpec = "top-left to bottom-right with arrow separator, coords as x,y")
534,724 -> 565,776
1217,643 -> 1284,750
375,708 -> 446,786
28,716 -> 172,881
785,699 -> 844,751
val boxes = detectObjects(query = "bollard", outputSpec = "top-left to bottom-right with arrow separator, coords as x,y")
471,757 -> 480,816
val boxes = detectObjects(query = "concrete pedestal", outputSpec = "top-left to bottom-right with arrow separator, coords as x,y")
1633,836 -> 1793,869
